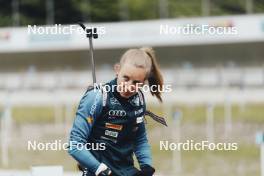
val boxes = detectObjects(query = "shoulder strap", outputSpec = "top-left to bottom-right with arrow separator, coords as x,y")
138,89 -> 144,106
101,85 -> 108,107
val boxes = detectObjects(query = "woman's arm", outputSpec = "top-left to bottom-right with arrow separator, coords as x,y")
133,121 -> 152,167
68,89 -> 103,173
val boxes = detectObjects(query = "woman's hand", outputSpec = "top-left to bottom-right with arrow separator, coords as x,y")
134,164 -> 155,176
95,163 -> 112,176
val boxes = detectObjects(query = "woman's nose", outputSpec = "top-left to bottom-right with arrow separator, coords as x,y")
123,80 -> 131,87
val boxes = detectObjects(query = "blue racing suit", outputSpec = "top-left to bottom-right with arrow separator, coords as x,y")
68,78 -> 152,176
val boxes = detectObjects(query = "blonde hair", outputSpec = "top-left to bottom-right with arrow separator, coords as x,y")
119,47 -> 164,102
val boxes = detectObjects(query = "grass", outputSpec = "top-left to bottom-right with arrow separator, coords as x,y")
147,103 -> 264,125
9,105 -> 77,125
5,103 -> 264,125
3,147 -> 77,170
149,139 -> 261,176
12,106 -> 55,124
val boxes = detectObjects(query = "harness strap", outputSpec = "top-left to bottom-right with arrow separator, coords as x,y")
145,110 -> 168,126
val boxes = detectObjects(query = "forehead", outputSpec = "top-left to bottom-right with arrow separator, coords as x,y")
120,64 -> 147,81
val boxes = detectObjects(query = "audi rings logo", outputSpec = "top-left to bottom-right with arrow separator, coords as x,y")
108,110 -> 126,117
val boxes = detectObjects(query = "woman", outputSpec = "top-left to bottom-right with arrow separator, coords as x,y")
68,47 -> 164,176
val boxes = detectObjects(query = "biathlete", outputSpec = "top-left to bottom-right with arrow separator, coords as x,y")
68,47 -> 165,176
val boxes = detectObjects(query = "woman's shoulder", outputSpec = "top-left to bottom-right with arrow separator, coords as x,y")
80,86 -> 103,106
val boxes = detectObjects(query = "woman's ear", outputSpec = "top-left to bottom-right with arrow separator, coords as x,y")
114,63 -> 120,76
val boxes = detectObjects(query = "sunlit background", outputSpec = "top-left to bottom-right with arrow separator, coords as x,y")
0,0 -> 264,176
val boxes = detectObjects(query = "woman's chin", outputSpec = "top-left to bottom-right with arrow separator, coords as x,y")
120,92 -> 134,99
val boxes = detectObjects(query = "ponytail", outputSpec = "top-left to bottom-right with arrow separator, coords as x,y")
140,47 -> 164,102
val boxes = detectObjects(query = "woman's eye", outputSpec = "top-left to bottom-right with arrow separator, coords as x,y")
132,81 -> 139,85
123,76 -> 129,81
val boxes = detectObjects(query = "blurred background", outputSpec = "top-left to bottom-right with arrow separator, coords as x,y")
0,0 -> 264,176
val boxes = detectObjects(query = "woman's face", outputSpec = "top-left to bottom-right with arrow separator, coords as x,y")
115,63 -> 147,99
